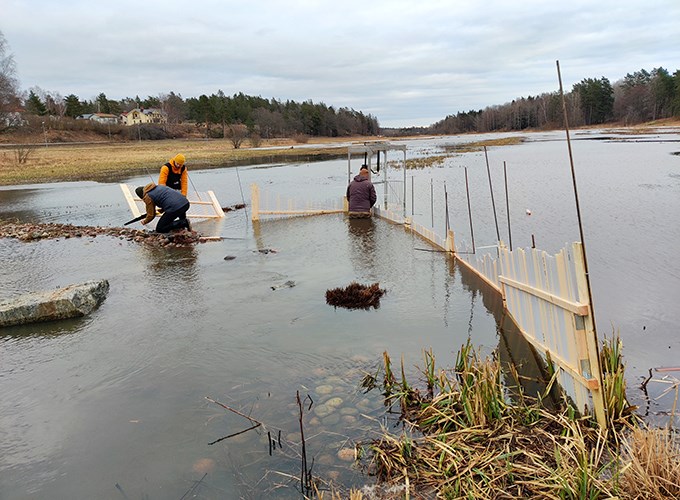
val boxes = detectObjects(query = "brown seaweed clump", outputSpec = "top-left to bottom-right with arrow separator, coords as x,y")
325,282 -> 385,310
221,203 -> 246,212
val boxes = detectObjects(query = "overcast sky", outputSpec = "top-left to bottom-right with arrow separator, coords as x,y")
2,0 -> 679,127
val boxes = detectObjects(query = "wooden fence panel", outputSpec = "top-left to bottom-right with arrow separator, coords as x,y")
498,243 -> 605,425
245,182 -> 607,426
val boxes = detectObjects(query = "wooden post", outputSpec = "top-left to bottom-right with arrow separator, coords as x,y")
251,183 -> 260,221
572,242 -> 606,428
445,229 -> 455,254
120,184 -> 143,217
207,190 -> 226,217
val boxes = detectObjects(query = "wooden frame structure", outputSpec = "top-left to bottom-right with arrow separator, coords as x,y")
347,142 -> 407,214
250,184 -> 344,221
120,184 -> 225,220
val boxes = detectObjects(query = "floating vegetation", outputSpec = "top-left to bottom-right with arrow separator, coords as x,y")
388,154 -> 451,169
221,203 -> 246,212
442,135 -> 526,153
349,336 -> 679,499
325,282 -> 386,310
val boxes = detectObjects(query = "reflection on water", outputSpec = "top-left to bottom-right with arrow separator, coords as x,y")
1,130 -> 679,497
346,217 -> 377,275
142,244 -> 200,283
457,260 -> 561,409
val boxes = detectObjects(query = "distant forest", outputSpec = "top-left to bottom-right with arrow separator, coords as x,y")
17,90 -> 380,139
407,67 -> 680,137
18,66 -> 680,139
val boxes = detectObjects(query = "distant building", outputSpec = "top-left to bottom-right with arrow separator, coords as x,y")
92,113 -> 119,124
120,108 -> 166,126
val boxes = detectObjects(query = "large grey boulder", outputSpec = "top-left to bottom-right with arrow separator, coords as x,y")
0,280 -> 110,327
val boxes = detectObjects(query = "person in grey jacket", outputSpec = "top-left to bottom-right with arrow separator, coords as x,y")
135,183 -> 191,233
346,165 -> 377,217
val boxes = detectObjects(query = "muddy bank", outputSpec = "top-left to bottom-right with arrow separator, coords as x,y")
0,220 -> 210,248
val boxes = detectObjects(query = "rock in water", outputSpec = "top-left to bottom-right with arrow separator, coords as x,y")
0,280 -> 110,327
271,280 -> 295,291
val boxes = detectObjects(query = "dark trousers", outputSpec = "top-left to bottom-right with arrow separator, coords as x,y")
155,202 -> 190,233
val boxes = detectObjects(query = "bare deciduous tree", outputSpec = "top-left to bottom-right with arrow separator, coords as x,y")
227,123 -> 248,149
0,31 -> 21,131
13,143 -> 35,164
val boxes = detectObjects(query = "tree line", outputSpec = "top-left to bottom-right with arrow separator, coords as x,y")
425,67 -> 680,135
20,88 -> 380,139
2,30 -> 679,138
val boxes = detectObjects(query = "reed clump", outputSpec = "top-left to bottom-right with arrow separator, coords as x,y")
353,338 -> 679,499
325,282 -> 386,310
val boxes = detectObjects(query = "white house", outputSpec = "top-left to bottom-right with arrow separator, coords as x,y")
120,108 -> 166,126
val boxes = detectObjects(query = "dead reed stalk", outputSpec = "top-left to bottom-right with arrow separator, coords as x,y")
356,338 -> 674,499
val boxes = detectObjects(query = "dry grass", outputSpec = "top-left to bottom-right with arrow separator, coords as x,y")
0,133 -> 534,186
442,136 -> 526,154
619,426 -> 680,499
0,136 -> 372,186
350,337 -> 679,499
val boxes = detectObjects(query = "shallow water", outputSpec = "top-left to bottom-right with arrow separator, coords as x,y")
1,129 -> 679,498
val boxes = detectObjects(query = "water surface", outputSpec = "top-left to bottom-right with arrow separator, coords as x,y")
1,129 -> 679,498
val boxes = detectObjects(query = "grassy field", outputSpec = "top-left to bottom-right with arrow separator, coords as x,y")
0,136 -> 363,186
0,134 -> 535,186
2,120 -> 677,186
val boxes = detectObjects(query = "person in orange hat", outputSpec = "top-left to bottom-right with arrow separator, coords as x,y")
158,153 -> 188,196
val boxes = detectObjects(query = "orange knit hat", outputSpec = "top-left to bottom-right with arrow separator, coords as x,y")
173,153 -> 185,166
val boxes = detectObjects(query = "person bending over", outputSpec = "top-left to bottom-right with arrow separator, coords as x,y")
158,153 -> 188,196
136,183 -> 191,233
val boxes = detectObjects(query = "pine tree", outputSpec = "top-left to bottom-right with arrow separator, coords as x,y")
25,90 -> 47,116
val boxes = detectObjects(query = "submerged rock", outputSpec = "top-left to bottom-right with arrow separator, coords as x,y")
192,458 -> 216,474
271,280 -> 295,291
313,404 -> 334,418
0,280 -> 109,327
325,397 -> 344,408
337,447 -> 355,462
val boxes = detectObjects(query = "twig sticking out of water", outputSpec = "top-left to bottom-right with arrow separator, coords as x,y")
114,483 -> 129,499
208,422 -> 261,445
179,472 -> 207,500
205,396 -> 263,426
296,391 -> 313,495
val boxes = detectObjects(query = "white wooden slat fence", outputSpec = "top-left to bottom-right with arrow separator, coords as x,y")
250,184 -> 344,221
246,182 -> 607,427
498,242 -> 605,425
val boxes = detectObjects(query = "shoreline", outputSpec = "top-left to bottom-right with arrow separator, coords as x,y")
1,122 -> 679,187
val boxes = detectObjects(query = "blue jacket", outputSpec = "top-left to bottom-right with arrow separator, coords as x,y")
140,183 -> 189,224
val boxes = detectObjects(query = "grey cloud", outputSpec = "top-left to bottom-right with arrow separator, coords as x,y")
2,0 -> 678,127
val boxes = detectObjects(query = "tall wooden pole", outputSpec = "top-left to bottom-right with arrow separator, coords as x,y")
484,146 -> 501,243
